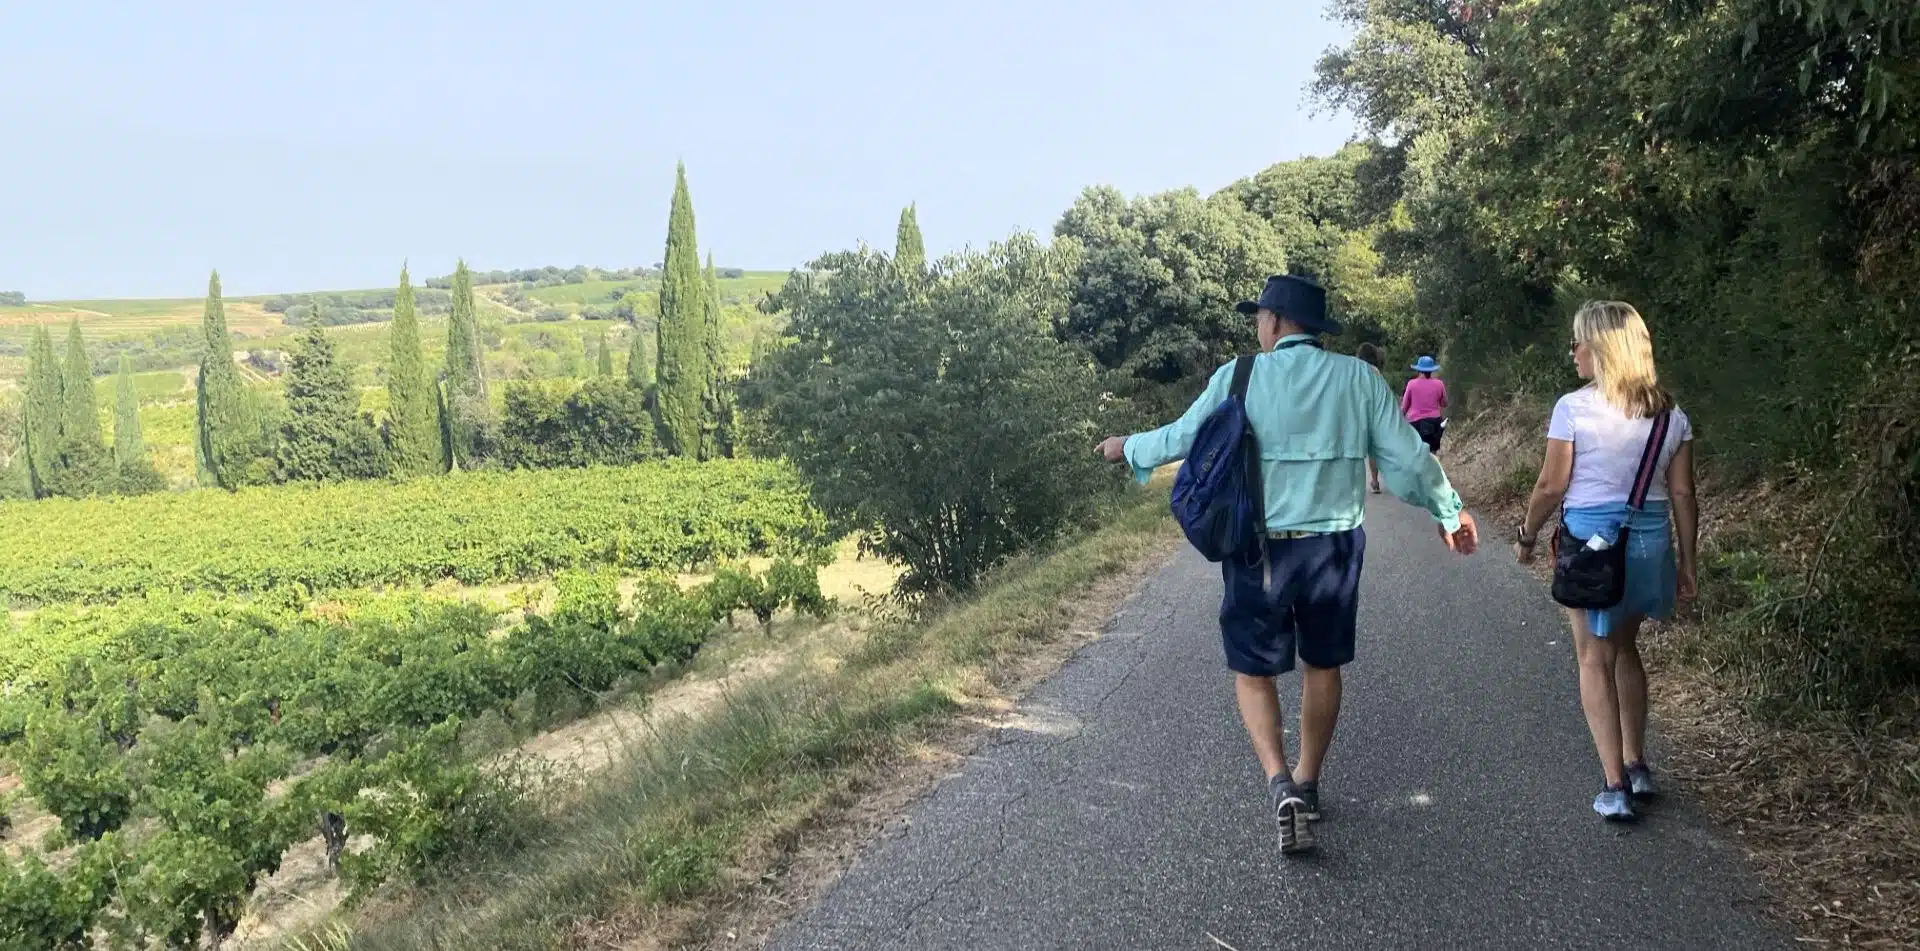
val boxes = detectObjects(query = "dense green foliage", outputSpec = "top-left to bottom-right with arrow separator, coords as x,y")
0,460 -> 822,604
627,320 -> 652,390
1302,0 -> 1919,718
895,203 -> 926,273
194,272 -> 262,490
273,325 -> 389,483
497,377 -> 658,470
1053,185 -> 1285,385
0,560 -> 830,948
750,236 -> 1121,592
444,260 -> 490,468
655,164 -> 710,458
383,265 -> 444,477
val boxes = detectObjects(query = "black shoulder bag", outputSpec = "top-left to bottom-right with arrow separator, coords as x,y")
1551,409 -> 1672,611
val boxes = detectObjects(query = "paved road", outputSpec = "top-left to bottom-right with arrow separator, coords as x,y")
771,498 -> 1790,951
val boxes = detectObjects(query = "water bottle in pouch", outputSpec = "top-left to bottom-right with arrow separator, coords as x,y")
1585,533 -> 1611,552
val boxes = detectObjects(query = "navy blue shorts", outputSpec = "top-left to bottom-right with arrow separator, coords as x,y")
1219,528 -> 1366,677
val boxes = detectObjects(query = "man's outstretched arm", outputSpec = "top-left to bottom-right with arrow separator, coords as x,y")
1096,362 -> 1233,483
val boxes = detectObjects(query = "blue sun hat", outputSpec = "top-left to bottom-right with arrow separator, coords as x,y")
1234,274 -> 1342,336
1411,355 -> 1441,373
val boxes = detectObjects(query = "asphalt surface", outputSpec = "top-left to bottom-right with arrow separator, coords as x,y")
770,498 -> 1791,951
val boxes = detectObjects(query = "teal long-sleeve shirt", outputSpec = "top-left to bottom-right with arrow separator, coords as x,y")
1124,336 -> 1464,533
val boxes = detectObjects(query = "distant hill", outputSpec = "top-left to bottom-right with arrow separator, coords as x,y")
0,268 -> 791,380
0,268 -> 792,484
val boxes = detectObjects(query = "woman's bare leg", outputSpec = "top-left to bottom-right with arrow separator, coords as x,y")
1570,609 -> 1626,786
1611,613 -> 1649,765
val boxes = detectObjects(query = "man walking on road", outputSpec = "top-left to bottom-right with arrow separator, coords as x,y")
1097,274 -> 1478,855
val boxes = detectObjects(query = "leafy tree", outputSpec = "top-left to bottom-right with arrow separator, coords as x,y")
496,377 -> 657,470
274,324 -> 389,482
22,326 -> 62,496
895,202 -> 926,272
748,236 -> 1121,593
0,290 -> 25,306
1219,145 -> 1374,282
195,271 -> 261,489
444,260 -> 490,468
1052,185 -> 1286,386
384,264 -> 443,476
654,163 -> 709,457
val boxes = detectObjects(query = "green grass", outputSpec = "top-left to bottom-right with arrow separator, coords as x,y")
92,369 -> 189,406
307,490 -> 1175,951
524,279 -> 642,309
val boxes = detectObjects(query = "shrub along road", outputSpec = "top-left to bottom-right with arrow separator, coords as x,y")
770,498 -> 1790,950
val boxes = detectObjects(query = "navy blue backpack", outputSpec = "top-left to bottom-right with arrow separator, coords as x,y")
1170,355 -> 1267,563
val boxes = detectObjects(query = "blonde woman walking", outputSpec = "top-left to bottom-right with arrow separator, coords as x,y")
1513,301 -> 1698,821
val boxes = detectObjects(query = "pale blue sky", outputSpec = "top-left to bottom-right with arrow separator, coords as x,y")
0,0 -> 1355,299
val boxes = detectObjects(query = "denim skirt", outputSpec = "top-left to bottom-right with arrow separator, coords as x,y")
1560,501 -> 1675,637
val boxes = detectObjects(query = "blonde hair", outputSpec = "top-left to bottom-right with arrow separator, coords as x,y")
1573,300 -> 1672,418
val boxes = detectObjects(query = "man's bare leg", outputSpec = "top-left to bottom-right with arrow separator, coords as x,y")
1233,673 -> 1289,779
1292,663 -> 1342,784
1236,672 -> 1314,853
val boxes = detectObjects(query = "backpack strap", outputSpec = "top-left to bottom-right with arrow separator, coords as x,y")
1229,353 -> 1257,401
1229,355 -> 1269,577
1626,409 -> 1674,511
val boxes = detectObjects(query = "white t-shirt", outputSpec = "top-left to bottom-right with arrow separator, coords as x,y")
1547,386 -> 1693,509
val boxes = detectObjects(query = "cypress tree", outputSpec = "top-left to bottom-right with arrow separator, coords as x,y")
626,322 -> 652,390
22,326 -> 63,496
444,259 -> 489,467
702,253 -> 733,459
895,203 -> 926,273
112,356 -> 144,468
384,264 -> 442,476
275,323 -> 387,482
111,355 -> 165,495
654,163 -> 709,456
195,270 -> 257,488
48,322 -> 111,497
597,330 -> 615,377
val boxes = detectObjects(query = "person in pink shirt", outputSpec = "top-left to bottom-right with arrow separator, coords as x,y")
1402,355 -> 1447,454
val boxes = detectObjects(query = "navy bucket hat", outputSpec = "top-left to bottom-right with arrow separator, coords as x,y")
1235,274 -> 1342,336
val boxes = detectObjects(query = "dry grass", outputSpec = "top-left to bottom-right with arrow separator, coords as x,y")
1450,403 -> 1920,951
286,489 -> 1181,951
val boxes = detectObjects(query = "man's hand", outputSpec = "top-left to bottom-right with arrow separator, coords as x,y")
1438,511 -> 1479,555
1096,436 -> 1128,463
